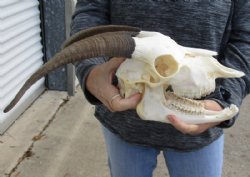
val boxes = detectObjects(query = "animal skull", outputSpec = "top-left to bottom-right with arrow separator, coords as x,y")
116,31 -> 244,124
3,25 -> 244,121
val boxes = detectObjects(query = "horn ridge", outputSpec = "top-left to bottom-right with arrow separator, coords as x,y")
62,25 -> 140,48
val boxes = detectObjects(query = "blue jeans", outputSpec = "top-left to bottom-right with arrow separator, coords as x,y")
102,126 -> 224,177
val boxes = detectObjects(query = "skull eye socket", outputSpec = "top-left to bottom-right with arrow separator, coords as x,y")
155,55 -> 178,78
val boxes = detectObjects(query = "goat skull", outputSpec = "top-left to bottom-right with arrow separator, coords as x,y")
3,25 -> 244,124
116,31 -> 244,124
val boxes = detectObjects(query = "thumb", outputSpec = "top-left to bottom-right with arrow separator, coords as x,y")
108,57 -> 126,70
204,100 -> 223,111
111,93 -> 141,111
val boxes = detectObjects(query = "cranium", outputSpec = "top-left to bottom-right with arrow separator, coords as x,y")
116,31 -> 245,124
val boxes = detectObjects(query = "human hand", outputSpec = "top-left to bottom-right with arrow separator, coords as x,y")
167,100 -> 222,135
86,57 -> 141,112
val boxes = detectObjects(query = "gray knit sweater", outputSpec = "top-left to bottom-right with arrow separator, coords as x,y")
71,0 -> 250,151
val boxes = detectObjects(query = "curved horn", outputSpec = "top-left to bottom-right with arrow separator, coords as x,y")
62,25 -> 140,48
4,27 -> 141,113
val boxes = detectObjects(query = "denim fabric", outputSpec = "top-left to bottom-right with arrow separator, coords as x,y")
102,126 -> 224,177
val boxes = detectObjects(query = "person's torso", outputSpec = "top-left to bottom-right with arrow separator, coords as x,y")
95,0 -> 233,150
109,0 -> 232,52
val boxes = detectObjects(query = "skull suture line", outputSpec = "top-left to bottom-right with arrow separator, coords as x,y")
116,31 -> 245,124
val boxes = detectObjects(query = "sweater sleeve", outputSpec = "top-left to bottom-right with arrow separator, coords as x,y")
70,0 -> 110,105
206,0 -> 250,128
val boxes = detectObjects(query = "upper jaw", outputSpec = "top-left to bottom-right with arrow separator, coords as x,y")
116,30 -> 244,124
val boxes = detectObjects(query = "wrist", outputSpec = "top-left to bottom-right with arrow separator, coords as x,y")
86,65 -> 99,92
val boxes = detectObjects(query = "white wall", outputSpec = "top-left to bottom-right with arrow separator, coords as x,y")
0,0 -> 45,134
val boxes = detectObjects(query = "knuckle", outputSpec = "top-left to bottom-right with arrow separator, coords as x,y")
115,106 -> 123,112
183,129 -> 192,135
189,129 -> 203,135
111,104 -> 121,112
186,127 -> 198,135
176,127 -> 189,135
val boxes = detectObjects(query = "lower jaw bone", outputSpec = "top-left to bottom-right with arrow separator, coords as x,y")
136,85 -> 239,124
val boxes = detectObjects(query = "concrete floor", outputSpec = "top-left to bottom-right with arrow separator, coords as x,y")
0,86 -> 250,177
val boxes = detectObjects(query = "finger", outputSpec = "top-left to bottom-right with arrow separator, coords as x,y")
167,115 -> 221,135
107,57 -> 126,71
109,57 -> 126,64
111,93 -> 141,111
98,93 -> 119,112
103,81 -> 141,112
99,97 -> 114,112
167,115 -> 200,135
204,100 -> 222,111
99,84 -> 122,112
104,58 -> 125,84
